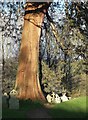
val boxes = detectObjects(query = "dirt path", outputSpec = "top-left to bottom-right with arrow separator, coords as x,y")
27,107 -> 52,118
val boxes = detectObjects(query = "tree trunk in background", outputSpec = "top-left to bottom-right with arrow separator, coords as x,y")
15,2 -> 50,101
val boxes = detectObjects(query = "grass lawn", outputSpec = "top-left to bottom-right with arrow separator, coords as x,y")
48,96 -> 87,118
2,96 -> 87,119
2,100 -> 44,118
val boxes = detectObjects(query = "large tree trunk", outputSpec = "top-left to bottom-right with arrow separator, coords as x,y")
15,3 -> 50,101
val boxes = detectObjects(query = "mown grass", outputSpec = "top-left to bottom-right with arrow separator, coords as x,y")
2,96 -> 87,119
48,96 -> 87,118
2,100 -> 44,118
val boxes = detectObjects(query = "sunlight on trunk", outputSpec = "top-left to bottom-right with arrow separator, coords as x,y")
15,2 -> 50,101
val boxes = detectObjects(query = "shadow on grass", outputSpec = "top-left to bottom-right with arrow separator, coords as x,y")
2,97 -> 88,119
48,96 -> 87,119
2,99 -> 45,119
48,106 -> 87,118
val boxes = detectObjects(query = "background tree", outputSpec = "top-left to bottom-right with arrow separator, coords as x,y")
39,1 -> 87,97
1,0 -> 87,99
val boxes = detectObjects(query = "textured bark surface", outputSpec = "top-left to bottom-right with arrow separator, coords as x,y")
15,3 -> 50,101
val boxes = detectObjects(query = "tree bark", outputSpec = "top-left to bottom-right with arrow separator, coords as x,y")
15,2 -> 50,101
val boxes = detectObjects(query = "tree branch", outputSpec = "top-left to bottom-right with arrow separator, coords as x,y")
46,12 -> 66,53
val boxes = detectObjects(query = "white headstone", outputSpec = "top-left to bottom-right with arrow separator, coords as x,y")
3,92 -> 8,97
54,94 -> 61,103
10,89 -> 18,96
51,92 -> 55,102
61,93 -> 68,102
68,97 -> 71,100
46,94 -> 52,103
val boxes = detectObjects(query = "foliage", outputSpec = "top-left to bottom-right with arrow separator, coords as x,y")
42,61 -> 61,93
2,58 -> 18,93
1,1 -> 87,97
40,1 -> 87,97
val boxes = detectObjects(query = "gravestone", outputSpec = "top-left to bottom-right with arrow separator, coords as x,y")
9,89 -> 18,96
9,96 -> 19,109
46,94 -> 52,103
68,97 -> 71,100
54,94 -> 61,103
60,93 -> 68,102
9,89 -> 19,109
2,93 -> 9,108
51,92 -> 55,102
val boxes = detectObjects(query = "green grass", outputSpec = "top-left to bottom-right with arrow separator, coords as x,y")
49,96 -> 87,118
2,96 -> 87,119
2,100 -> 44,118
